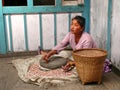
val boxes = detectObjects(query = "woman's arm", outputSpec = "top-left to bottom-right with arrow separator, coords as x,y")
52,33 -> 70,53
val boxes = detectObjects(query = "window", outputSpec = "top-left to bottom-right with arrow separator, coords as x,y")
3,0 -> 84,6
62,0 -> 84,6
3,0 -> 27,6
33,0 -> 55,6
3,0 -> 55,6
2,0 -> 84,13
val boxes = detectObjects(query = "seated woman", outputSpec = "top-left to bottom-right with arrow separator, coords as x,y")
41,15 -> 97,71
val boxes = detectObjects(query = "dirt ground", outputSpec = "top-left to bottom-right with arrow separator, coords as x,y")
0,56 -> 120,90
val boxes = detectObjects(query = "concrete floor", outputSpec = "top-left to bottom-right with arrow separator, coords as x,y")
0,56 -> 120,90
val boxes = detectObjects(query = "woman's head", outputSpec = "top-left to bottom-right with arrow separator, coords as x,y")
70,16 -> 85,35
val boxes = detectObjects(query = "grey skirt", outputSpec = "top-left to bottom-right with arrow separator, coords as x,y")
40,56 -> 68,69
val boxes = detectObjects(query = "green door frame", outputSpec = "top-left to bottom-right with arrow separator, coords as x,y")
0,0 -> 90,54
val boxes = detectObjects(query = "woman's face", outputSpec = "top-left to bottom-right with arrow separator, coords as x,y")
70,19 -> 84,35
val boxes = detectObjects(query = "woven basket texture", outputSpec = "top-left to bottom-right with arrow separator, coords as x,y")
72,48 -> 107,85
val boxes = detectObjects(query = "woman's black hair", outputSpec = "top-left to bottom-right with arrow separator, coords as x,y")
72,16 -> 86,28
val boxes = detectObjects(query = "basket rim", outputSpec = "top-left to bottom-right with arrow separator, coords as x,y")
72,48 -> 107,58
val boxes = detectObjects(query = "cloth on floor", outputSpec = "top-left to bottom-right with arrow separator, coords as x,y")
104,58 -> 112,73
12,51 -> 79,86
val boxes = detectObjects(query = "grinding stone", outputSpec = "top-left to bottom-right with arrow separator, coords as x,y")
40,56 -> 67,69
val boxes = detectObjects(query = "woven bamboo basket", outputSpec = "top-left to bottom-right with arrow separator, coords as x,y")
72,48 -> 107,85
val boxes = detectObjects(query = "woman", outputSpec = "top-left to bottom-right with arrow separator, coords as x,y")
42,15 -> 96,71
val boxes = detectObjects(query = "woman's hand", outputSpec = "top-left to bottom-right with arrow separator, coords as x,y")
62,61 -> 75,72
42,50 -> 57,63
42,53 -> 50,63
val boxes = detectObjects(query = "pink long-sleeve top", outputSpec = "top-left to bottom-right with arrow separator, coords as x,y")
52,32 -> 96,53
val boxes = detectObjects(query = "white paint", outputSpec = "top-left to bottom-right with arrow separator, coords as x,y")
26,14 -> 40,51
90,0 -> 108,49
11,14 -> 26,51
71,13 -> 82,18
42,14 -> 54,50
62,0 -> 78,6
78,0 -> 84,4
62,0 -> 84,6
111,0 -> 120,70
56,13 -> 69,44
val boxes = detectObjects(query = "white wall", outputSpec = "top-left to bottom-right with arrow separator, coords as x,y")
111,0 -> 120,70
91,0 -> 120,70
90,0 -> 108,49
